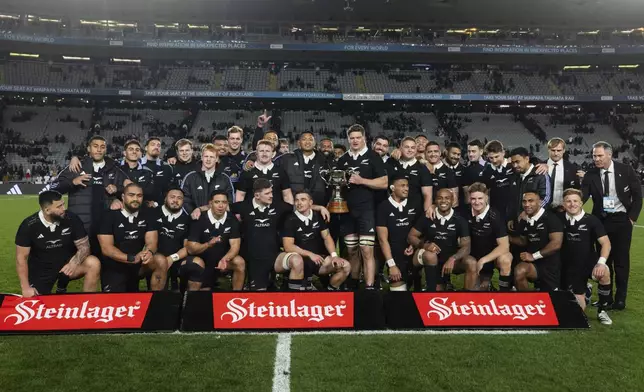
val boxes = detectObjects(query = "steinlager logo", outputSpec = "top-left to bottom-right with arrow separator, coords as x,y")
426,297 -> 549,321
4,299 -> 142,325
221,297 -> 347,323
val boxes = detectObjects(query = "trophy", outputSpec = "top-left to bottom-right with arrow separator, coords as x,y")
320,169 -> 356,214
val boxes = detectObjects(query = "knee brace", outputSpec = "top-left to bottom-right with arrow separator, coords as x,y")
282,253 -> 298,271
359,236 -> 375,247
344,235 -> 359,248
183,261 -> 204,283
416,249 -> 426,265
390,284 -> 407,291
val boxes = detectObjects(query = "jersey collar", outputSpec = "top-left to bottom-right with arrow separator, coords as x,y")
473,205 -> 490,222
208,210 -> 227,229
161,205 -> 183,222
401,158 -> 417,169
349,146 -> 368,160
388,196 -> 408,212
435,209 -> 454,225
526,207 -> 545,226
121,208 -> 139,223
252,198 -> 269,212
566,210 -> 585,225
255,161 -> 274,174
38,210 -> 59,232
295,210 -> 314,226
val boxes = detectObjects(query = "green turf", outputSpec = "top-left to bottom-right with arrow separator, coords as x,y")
1,195 -> 643,392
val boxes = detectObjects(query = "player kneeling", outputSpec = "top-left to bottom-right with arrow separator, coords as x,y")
466,183 -> 513,291
98,183 -> 167,292
408,188 -> 475,291
186,190 -> 245,290
282,190 -> 350,291
155,187 -> 208,291
561,189 -> 613,325
15,191 -> 101,296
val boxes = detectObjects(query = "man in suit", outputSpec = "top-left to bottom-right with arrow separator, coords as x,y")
582,141 -> 642,310
535,138 -> 583,212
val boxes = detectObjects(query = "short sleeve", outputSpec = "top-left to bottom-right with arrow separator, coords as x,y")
318,215 -> 329,232
230,201 -> 244,215
98,212 -> 114,235
457,218 -> 470,239
370,154 -> 387,178
376,203 -> 389,228
145,210 -> 159,232
229,219 -> 241,239
547,213 -> 564,233
14,220 -> 32,247
70,213 -> 88,241
591,216 -> 607,238
282,215 -> 297,238
187,218 -> 203,242
494,214 -> 509,238
279,167 -> 291,190
419,165 -> 433,188
238,171 -> 252,194
414,216 -> 430,235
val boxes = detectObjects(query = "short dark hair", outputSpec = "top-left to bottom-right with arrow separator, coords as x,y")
213,135 -> 228,142
485,140 -> 504,154
210,190 -> 229,200
415,134 -> 428,141
426,141 -> 441,148
374,134 -> 389,144
510,147 -> 530,158
446,142 -> 462,151
334,144 -> 347,153
390,172 -> 409,185
253,178 -> 273,194
124,139 -> 141,150
123,183 -> 143,194
87,136 -> 106,146
145,137 -> 161,147
320,137 -> 333,144
468,139 -> 484,149
39,190 -> 63,208
299,131 -> 315,140
165,187 -> 184,197
293,189 -> 312,199
523,190 -> 541,199
347,124 -> 366,137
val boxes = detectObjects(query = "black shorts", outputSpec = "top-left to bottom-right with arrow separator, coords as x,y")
565,261 -> 595,295
534,258 -> 561,292
340,210 -> 376,238
303,256 -> 323,276
177,256 -> 205,283
29,268 -> 65,295
100,261 -> 145,293
392,252 -> 412,281
471,250 -> 496,277
248,258 -> 276,290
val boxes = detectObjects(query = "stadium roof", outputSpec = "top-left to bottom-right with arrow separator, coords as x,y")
3,0 -> 644,28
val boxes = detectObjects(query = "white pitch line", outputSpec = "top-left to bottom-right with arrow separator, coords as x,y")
272,333 -> 292,392
73,330 -> 551,337
634,225 -> 644,229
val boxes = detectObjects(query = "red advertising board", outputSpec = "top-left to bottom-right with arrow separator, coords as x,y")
213,292 -> 354,329
412,292 -> 559,327
0,293 -> 153,331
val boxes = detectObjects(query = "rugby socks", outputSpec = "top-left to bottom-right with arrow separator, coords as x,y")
287,279 -> 305,291
346,277 -> 359,291
499,275 -> 512,292
598,284 -> 613,310
327,284 -> 340,291
55,273 -> 70,294
424,265 -> 439,292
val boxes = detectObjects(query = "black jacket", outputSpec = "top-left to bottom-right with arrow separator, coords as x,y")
171,159 -> 199,187
120,161 -> 156,203
181,165 -> 235,214
508,165 -> 552,220
50,157 -> 127,234
280,149 -> 329,206
582,160 -> 642,222
141,157 -> 174,204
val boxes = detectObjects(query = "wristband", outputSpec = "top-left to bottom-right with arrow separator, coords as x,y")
331,252 -> 338,258
127,254 -> 135,263
170,253 -> 180,262
386,259 -> 396,267
532,252 -> 543,260
597,257 -> 607,265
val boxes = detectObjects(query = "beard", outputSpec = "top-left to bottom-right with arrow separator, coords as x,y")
165,204 -> 182,213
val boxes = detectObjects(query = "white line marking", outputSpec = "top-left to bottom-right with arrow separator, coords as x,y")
272,333 -> 292,392
634,225 -> 644,228
64,330 -> 550,337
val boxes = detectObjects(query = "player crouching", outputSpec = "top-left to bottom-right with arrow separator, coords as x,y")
282,190 -> 350,291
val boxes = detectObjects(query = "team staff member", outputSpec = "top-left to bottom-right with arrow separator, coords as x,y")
281,131 -> 328,206
560,189 -> 613,325
141,137 -> 175,206
155,188 -> 200,291
510,191 -> 563,292
408,188 -> 475,291
336,124 -> 388,289
533,138 -> 582,212
98,183 -> 167,292
220,126 -> 247,184
237,140 -> 293,204
182,143 -> 235,220
466,183 -> 513,291
582,141 -> 641,310
120,140 -> 156,205
187,190 -> 245,290
376,175 -> 421,291
15,191 -> 101,296
282,190 -> 351,291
